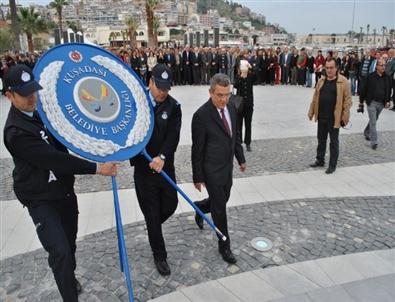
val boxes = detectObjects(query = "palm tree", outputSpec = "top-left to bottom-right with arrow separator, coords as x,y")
381,26 -> 387,46
145,0 -> 161,48
9,0 -> 20,49
153,15 -> 160,42
390,29 -> 395,45
125,16 -> 139,48
359,27 -> 363,44
17,7 -> 47,52
109,31 -> 116,47
49,0 -> 69,35
373,28 -> 377,44
121,30 -> 128,47
366,24 -> 370,44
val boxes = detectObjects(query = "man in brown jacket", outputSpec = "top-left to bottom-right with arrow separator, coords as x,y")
308,58 -> 352,174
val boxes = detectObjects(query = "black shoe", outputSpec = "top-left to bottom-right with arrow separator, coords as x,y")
325,166 -> 336,174
195,213 -> 204,230
154,259 -> 171,276
75,278 -> 82,295
365,136 -> 370,141
219,248 -> 237,264
246,144 -> 252,152
372,144 -> 378,150
310,161 -> 324,168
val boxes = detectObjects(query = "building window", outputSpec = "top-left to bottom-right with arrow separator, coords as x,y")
158,31 -> 165,36
139,31 -> 144,36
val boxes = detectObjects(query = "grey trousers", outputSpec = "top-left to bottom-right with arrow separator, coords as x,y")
364,101 -> 384,145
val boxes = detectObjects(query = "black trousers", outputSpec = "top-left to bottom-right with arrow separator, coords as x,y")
134,169 -> 178,261
28,193 -> 79,302
192,66 -> 201,84
194,179 -> 232,250
281,66 -> 289,84
237,105 -> 254,145
316,119 -> 339,168
297,67 -> 306,85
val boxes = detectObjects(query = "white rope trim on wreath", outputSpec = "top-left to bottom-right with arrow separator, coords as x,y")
38,58 -> 151,157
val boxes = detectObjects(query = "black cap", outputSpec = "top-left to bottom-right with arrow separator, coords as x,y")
151,64 -> 172,90
3,64 -> 42,97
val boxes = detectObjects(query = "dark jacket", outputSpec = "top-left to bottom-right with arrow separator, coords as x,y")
164,53 -> 176,68
307,56 -> 315,73
360,71 -> 392,105
4,106 -> 96,205
234,72 -> 257,108
191,100 -> 245,185
130,94 -> 181,173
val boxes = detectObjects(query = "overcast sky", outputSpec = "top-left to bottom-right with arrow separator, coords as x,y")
15,0 -> 395,35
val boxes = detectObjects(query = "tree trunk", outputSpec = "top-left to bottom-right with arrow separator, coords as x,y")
27,33 -> 33,52
129,31 -> 136,49
9,0 -> 20,49
58,9 -> 63,35
146,3 -> 156,48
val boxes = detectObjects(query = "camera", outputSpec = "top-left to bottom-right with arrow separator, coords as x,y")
357,103 -> 364,113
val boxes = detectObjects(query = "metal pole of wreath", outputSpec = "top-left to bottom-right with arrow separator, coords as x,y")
112,176 -> 134,301
33,43 -> 158,301
141,150 -> 227,241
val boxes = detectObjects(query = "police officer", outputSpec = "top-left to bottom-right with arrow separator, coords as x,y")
3,64 -> 117,302
130,64 -> 181,275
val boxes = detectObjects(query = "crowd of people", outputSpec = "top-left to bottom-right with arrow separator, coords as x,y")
1,45 -> 393,90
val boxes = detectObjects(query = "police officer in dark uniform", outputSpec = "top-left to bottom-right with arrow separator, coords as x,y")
218,48 -> 228,75
3,64 -> 117,302
130,64 -> 181,276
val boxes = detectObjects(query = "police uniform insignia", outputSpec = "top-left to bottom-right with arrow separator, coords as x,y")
21,71 -> 31,82
161,111 -> 168,120
161,71 -> 169,80
33,43 -> 154,162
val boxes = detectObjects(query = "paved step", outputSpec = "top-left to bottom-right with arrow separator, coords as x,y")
1,162 -> 394,260
149,249 -> 395,302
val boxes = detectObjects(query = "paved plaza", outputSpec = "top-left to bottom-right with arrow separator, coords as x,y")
1,85 -> 394,301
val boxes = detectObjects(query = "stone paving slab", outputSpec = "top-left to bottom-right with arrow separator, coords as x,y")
217,271 -> 283,302
1,131 -> 394,202
152,251 -> 395,302
1,196 -> 394,302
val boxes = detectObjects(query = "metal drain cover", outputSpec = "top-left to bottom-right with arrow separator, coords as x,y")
251,237 -> 273,252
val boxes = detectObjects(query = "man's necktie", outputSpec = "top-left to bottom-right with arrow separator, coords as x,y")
220,109 -> 231,136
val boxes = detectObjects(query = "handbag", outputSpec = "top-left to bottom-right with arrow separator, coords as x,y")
229,93 -> 244,115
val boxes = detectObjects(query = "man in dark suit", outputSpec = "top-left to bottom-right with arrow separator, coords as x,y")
191,73 -> 246,264
130,64 -> 182,275
164,48 -> 176,85
280,47 -> 292,84
208,48 -> 218,78
182,45 -> 193,85
191,47 -> 202,85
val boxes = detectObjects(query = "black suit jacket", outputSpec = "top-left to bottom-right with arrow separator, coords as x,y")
164,53 -> 176,67
130,94 -> 181,174
192,100 -> 245,186
190,52 -> 202,68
